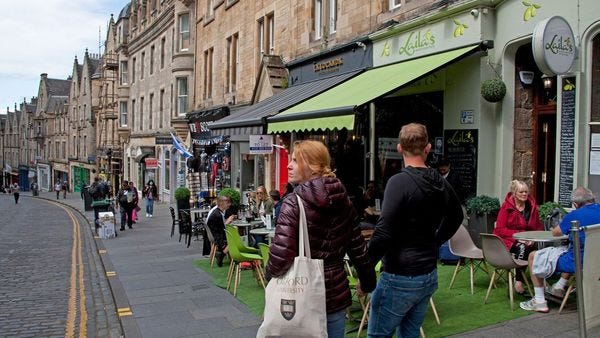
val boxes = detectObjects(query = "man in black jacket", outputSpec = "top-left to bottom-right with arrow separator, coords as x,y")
366,123 -> 463,337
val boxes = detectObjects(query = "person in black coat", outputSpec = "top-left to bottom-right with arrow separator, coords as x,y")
438,157 -> 466,204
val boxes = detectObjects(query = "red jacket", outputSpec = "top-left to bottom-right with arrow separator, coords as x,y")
266,177 -> 376,314
493,192 -> 543,249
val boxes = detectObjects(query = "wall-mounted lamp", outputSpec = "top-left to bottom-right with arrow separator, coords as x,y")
518,71 -> 535,85
541,74 -> 553,89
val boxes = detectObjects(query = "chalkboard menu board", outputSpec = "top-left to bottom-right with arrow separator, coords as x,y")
444,129 -> 478,200
558,76 -> 576,206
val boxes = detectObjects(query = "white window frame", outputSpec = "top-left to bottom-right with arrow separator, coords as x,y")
390,0 -> 401,10
179,13 -> 190,52
177,77 -> 188,116
119,101 -> 128,127
314,0 -> 323,39
329,0 -> 337,34
120,61 -> 128,85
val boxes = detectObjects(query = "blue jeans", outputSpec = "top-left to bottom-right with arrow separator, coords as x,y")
327,309 -> 346,338
367,269 -> 438,338
146,198 -> 154,215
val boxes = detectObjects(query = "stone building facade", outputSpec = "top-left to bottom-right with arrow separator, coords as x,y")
114,0 -> 196,202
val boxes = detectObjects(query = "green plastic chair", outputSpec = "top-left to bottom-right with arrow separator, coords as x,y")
224,227 -> 265,296
226,225 -> 260,254
258,243 -> 270,268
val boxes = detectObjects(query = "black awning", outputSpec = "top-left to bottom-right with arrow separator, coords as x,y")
208,70 -> 361,136
186,106 -> 230,143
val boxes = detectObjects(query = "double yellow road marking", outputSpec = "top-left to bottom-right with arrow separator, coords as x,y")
47,202 -> 88,338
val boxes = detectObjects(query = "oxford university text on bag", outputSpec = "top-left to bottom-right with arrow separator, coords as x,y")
256,195 -> 328,338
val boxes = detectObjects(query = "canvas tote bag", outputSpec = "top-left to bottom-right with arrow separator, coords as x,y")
256,195 -> 327,338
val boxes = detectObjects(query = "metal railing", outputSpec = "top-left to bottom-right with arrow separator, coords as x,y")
571,221 -> 600,338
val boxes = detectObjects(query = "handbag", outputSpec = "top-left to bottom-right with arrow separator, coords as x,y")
256,195 -> 328,338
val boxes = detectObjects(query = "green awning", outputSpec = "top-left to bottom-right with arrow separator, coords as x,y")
268,45 -> 480,134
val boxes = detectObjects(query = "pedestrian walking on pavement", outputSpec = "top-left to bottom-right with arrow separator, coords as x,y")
143,180 -> 158,217
116,180 -> 137,231
54,180 -> 62,199
62,180 -> 69,199
11,183 -> 20,204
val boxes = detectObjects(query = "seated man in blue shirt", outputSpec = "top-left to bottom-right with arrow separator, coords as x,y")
520,187 -> 600,313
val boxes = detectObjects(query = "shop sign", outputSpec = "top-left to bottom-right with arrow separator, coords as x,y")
145,157 -> 158,169
373,12 -> 481,67
155,136 -> 172,145
532,16 -> 576,76
313,57 -> 344,74
249,135 -> 273,155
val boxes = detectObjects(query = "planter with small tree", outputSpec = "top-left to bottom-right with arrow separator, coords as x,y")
466,195 -> 501,247
174,186 -> 191,212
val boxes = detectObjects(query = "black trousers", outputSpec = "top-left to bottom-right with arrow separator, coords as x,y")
120,207 -> 134,229
13,193 -> 19,204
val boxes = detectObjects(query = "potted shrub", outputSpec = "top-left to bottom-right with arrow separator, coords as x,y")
481,78 -> 507,103
219,187 -> 241,216
174,186 -> 191,211
466,195 -> 501,247
538,201 -> 567,230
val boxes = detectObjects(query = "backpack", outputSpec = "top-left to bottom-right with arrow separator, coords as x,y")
89,183 -> 105,200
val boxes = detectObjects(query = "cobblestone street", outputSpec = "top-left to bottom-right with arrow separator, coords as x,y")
0,194 -> 122,337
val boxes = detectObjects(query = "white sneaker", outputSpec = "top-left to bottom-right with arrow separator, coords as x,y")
520,298 -> 549,313
146,213 -> 149,217
545,284 -> 566,298
149,214 -> 153,218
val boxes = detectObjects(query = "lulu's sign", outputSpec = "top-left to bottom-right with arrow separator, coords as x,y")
532,16 -> 576,76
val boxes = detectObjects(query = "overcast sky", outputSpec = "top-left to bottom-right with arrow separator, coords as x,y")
0,0 -> 126,113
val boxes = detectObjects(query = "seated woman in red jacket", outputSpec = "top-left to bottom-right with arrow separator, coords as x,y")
493,179 -> 543,294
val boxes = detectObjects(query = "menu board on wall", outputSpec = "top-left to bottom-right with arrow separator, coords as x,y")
558,76 -> 576,206
444,129 -> 478,199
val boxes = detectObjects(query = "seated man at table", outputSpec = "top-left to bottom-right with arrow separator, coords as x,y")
520,187 -> 600,313
206,195 -> 236,267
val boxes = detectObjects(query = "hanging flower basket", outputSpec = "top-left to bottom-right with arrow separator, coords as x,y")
481,78 -> 507,102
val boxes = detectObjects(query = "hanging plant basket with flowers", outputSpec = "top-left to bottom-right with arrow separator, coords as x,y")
481,78 -> 507,102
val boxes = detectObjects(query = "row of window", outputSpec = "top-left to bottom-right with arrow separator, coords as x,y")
119,78 -> 187,129
119,14 -> 190,86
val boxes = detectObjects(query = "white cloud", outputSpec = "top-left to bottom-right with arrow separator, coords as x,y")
0,0 -> 125,111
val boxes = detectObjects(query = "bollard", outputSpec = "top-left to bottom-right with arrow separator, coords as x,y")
571,220 -> 586,338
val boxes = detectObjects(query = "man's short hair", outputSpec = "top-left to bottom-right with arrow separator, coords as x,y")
399,123 -> 429,156
571,187 -> 595,206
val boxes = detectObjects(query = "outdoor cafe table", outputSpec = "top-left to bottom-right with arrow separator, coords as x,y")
232,219 -> 264,245
250,228 -> 275,244
513,231 -> 568,248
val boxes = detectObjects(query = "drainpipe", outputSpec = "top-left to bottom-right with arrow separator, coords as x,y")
369,102 -> 376,182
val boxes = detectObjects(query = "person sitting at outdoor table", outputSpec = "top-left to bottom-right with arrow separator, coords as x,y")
520,187 -> 600,313
252,185 -> 274,217
493,179 -> 543,294
358,181 -> 382,230
207,195 -> 236,267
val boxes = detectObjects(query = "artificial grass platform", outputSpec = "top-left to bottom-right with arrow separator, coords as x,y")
194,259 -> 539,337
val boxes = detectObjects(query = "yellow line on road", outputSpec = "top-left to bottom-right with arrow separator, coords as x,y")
41,200 -> 88,338
118,307 -> 133,316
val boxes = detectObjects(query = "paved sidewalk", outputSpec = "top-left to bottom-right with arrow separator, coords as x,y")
34,191 -> 599,337
37,191 -> 260,338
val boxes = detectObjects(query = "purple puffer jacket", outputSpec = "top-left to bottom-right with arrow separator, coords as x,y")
266,177 -> 376,314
